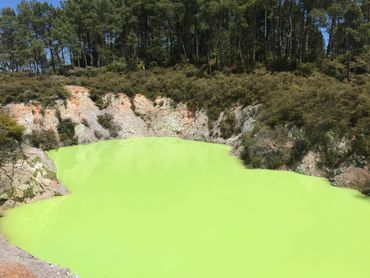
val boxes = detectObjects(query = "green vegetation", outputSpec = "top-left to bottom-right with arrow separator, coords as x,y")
0,73 -> 67,106
0,113 -> 24,188
241,126 -> 293,169
240,71 -> 370,169
27,130 -> 59,151
97,114 -> 120,138
57,118 -> 77,146
363,180 -> 370,195
220,111 -> 238,139
0,113 -> 23,143
261,74 -> 370,168
0,0 -> 369,77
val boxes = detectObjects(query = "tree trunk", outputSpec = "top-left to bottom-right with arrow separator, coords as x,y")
50,46 -> 56,74
327,17 -> 335,58
264,7 -> 268,57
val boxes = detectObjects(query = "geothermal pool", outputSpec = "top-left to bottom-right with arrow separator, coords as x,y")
1,138 -> 370,277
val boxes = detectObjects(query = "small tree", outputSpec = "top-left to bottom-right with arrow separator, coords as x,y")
0,112 -> 24,186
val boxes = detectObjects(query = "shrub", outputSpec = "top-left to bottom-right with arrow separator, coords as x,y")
94,130 -> 103,140
268,57 -> 297,72
320,59 -> 347,81
27,129 -> 59,151
90,93 -> 111,110
57,118 -> 77,146
0,112 -> 24,189
0,112 -> 24,143
97,113 -> 120,138
64,66 -> 102,78
351,51 -> 370,74
82,119 -> 90,127
296,63 -> 316,77
240,127 -> 294,169
0,73 -> 67,106
105,59 -> 128,73
361,181 -> 370,196
220,111 -> 237,139
289,139 -> 309,166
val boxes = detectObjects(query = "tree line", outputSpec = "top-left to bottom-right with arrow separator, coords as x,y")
0,0 -> 369,74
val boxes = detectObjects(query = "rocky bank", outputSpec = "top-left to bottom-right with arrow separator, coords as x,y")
0,146 -> 68,216
1,85 -> 369,213
0,236 -> 77,278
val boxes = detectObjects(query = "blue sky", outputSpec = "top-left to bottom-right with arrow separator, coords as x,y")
0,0 -> 60,9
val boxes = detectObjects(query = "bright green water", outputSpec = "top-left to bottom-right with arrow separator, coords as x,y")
1,138 -> 370,278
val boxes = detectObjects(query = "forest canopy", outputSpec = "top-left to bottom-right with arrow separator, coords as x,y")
0,0 -> 369,76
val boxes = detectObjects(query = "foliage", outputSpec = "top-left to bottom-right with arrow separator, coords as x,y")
0,112 -> 23,143
97,114 -> 120,138
26,129 -> 59,151
220,111 -> 237,139
0,73 -> 67,106
241,127 -> 292,170
105,59 -> 128,73
289,139 -> 310,166
362,180 -> 370,196
57,118 -> 77,146
0,112 -> 24,187
0,0 -> 369,76
320,58 -> 347,81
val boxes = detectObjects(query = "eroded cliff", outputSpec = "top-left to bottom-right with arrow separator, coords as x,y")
1,85 -> 369,213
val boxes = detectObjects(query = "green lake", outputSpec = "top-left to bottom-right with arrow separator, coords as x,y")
1,137 -> 370,278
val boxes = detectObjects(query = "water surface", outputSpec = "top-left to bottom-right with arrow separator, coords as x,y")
1,138 -> 370,277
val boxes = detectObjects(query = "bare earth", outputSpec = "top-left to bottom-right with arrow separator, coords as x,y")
0,236 -> 78,278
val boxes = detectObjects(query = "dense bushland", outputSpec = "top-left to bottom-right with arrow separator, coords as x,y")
0,73 -> 67,106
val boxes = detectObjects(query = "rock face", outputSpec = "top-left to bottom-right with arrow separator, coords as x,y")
296,151 -> 326,177
331,166 -> 370,191
6,86 -> 212,144
3,85 -> 369,199
0,146 -> 67,215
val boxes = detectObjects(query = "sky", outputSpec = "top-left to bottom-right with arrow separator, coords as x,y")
0,0 -> 60,9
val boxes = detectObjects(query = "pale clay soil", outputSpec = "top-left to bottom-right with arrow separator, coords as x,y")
0,236 -> 78,278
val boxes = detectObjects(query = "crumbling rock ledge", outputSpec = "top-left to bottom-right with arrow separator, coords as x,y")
0,236 -> 78,278
3,85 -> 369,205
0,146 -> 68,216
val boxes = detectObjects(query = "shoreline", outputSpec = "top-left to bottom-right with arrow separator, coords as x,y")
0,235 -> 78,278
